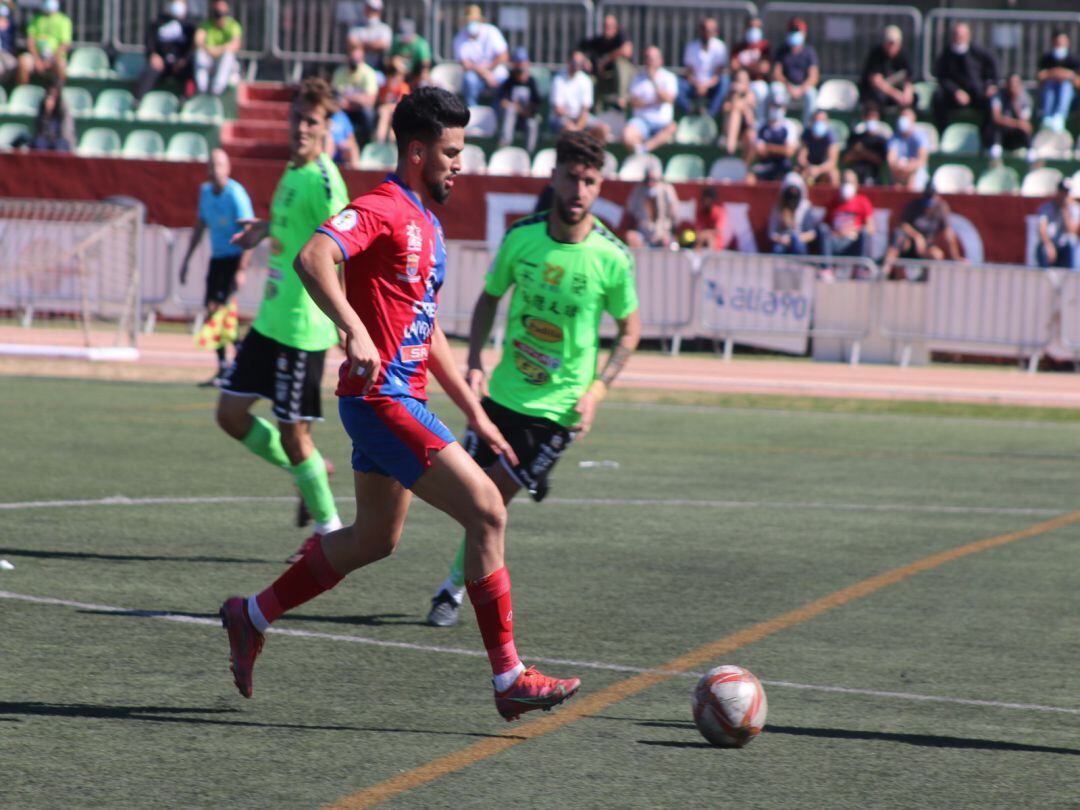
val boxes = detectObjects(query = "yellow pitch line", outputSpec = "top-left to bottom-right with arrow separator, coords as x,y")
328,510 -> 1080,810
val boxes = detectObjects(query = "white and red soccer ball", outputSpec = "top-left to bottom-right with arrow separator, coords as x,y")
692,665 -> 768,748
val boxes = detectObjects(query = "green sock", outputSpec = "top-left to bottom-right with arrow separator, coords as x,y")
448,535 -> 466,590
240,416 -> 290,471
291,449 -> 338,525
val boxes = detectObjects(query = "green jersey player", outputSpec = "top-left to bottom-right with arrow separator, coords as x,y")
216,77 -> 349,563
427,130 -> 642,626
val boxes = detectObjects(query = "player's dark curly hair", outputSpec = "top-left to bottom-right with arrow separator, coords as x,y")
555,130 -> 605,171
392,87 -> 470,150
293,76 -> 339,117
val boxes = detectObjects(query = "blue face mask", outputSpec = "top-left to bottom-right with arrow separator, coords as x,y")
787,31 -> 804,48
812,120 -> 828,138
1053,46 -> 1068,60
466,21 -> 481,37
43,0 -> 61,13
768,107 -> 785,123
745,27 -> 762,45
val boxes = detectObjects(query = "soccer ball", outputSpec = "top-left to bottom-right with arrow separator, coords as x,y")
692,665 -> 768,748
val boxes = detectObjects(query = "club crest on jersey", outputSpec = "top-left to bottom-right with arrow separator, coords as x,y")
331,209 -> 357,231
405,222 -> 423,252
397,253 -> 421,284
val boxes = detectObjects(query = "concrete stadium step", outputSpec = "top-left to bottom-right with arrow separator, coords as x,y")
237,100 -> 290,123
221,120 -> 290,141
239,82 -> 293,104
221,139 -> 291,161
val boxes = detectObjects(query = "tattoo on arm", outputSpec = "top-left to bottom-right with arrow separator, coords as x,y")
599,343 -> 633,387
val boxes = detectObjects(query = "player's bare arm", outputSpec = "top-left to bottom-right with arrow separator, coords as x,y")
178,219 -> 206,284
231,218 -> 270,250
465,291 -> 503,397
574,309 -> 642,436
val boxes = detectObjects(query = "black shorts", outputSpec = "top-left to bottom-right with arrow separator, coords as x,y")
205,255 -> 242,306
463,397 -> 574,503
219,328 -> 326,422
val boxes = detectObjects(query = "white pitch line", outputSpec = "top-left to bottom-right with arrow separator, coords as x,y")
2,589 -> 1078,718
0,494 -> 1063,518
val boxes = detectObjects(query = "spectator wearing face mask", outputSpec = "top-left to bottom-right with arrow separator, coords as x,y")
821,170 -> 874,267
886,106 -> 928,191
730,16 -> 771,122
16,0 -> 71,86
797,109 -> 840,186
1035,179 -> 1080,270
767,173 -> 818,256
721,68 -> 757,156
931,22 -> 999,133
194,0 -> 241,97
389,18 -> 431,87
497,47 -> 541,152
859,25 -> 914,109
453,4 -> 509,108
622,46 -> 678,154
347,0 -> 391,72
771,18 -> 819,125
135,0 -> 196,101
881,184 -> 963,281
747,98 -> 798,184
677,17 -> 729,118
0,3 -> 18,81
549,50 -> 609,142
332,35 -> 379,146
579,13 -> 635,112
624,167 -> 681,249
842,101 -> 889,186
985,73 -> 1032,158
1037,32 -> 1079,134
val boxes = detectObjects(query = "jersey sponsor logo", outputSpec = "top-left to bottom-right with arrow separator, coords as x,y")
406,222 -> 423,252
331,208 -> 357,231
514,352 -> 550,385
403,318 -> 434,342
412,299 -> 437,317
269,236 -> 283,256
401,344 -> 429,363
543,263 -> 565,286
522,316 -> 563,343
512,339 -> 560,370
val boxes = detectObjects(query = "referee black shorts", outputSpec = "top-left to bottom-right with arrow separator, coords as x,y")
204,255 -> 242,306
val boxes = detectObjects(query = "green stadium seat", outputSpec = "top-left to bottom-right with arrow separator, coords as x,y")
77,127 -> 122,157
67,46 -> 112,78
465,105 -> 497,138
913,121 -> 939,152
459,143 -> 487,174
0,123 -> 30,150
1020,167 -> 1063,197
619,152 -> 663,181
488,146 -> 532,175
827,119 -> 850,145
93,88 -> 135,119
8,84 -> 45,116
429,63 -> 464,95
137,90 -> 180,121
975,165 -> 1020,195
359,141 -> 396,170
61,86 -> 94,118
940,122 -> 981,155
817,79 -> 859,113
121,129 -> 165,159
596,110 -> 626,142
931,163 -> 974,194
1031,128 -> 1073,160
674,115 -> 718,146
785,117 -> 804,140
113,51 -> 148,80
531,66 -> 552,99
0,86 -> 6,109
601,150 -> 618,179
531,147 -> 556,177
166,131 -> 210,161
913,81 -> 935,114
709,157 -> 747,183
664,153 -> 705,181
180,94 -> 224,123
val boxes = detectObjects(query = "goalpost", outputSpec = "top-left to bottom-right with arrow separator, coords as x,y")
0,198 -> 144,361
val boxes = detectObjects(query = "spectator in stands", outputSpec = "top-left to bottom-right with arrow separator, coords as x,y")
771,18 -> 819,125
194,0 -> 241,98
623,45 -> 678,154
730,15 -> 771,121
747,96 -> 798,184
0,3 -> 17,81
886,105 -> 929,191
497,47 -> 541,152
549,50 -> 609,142
453,4 -> 509,108
23,81 -> 74,152
1035,179 -> 1080,270
842,101 -> 888,186
985,73 -> 1032,158
389,18 -> 431,87
373,56 -> 410,143
797,109 -> 840,186
694,186 -> 729,251
767,172 -> 818,255
677,17 -> 729,118
881,184 -> 963,280
821,169 -> 874,266
332,36 -> 379,146
135,1 -> 196,102
624,166 -> 680,249
721,68 -> 757,156
931,22 -> 999,133
348,0 -> 391,73
859,25 -> 914,110
1037,32 -> 1079,134
580,13 -> 634,112
16,0 -> 71,86
327,106 -> 361,168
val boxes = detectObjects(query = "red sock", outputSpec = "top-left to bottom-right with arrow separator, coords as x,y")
255,540 -> 344,626
466,566 -> 521,677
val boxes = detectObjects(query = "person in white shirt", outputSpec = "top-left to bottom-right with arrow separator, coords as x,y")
453,3 -> 509,107
623,46 -> 678,153
549,50 -> 610,141
678,17 -> 729,117
347,0 -> 391,73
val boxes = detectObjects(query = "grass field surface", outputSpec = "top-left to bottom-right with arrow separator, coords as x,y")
1,376 -> 1078,808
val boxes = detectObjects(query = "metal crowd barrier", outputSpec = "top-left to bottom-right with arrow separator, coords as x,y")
761,2 -> 921,81
1050,271 -> 1080,353
272,0 -> 430,66
111,0 -> 274,61
62,0 -> 110,48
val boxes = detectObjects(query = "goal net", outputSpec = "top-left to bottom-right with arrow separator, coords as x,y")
0,198 -> 143,360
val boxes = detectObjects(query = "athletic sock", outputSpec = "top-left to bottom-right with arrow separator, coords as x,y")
240,417 -> 291,471
314,515 -> 343,535
215,346 -> 227,374
291,449 -> 339,527
466,566 -> 522,682
250,539 -> 344,631
439,536 -> 467,603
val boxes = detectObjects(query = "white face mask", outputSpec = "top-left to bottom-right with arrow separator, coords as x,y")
863,119 -> 879,134
1053,46 -> 1068,60
768,107 -> 785,123
745,27 -> 762,45
812,120 -> 828,138
168,1 -> 186,19
951,42 -> 969,56
897,116 -> 913,134
840,182 -> 856,201
43,0 -> 61,12
466,21 -> 481,37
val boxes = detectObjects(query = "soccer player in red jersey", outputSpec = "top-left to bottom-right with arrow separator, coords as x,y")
219,87 -> 581,721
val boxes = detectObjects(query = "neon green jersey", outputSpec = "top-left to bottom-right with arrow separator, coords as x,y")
486,213 -> 638,427
252,153 -> 349,351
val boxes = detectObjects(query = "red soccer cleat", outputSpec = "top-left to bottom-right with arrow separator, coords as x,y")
494,666 -> 581,722
285,532 -> 321,565
219,596 -> 264,698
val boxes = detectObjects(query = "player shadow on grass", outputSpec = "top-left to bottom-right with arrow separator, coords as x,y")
0,547 -> 273,565
76,607 -> 427,627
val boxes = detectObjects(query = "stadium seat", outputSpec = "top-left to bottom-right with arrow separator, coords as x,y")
488,146 -> 532,175
618,152 -> 663,181
137,90 -> 180,121
913,121 -> 939,152
596,109 -> 626,141
93,88 -> 135,119
817,79 -> 859,112
0,86 -> 6,109
121,129 -> 165,159
459,143 -> 487,174
58,86 -> 93,118
913,81 -> 935,114
465,105 -> 497,138
359,141 -> 396,170
940,122 -> 981,155
531,66 -> 552,99
531,147 -> 556,177
674,115 -> 718,146
1020,167 -> 1063,197
1031,128 -> 1073,160
67,46 -> 112,78
785,117 -> 804,141
429,63 -> 464,95
1072,170 -> 1080,190
166,131 -> 210,162
113,51 -> 148,80
77,127 -> 122,157
827,118 -> 849,145
7,84 -> 45,116
601,150 -> 618,179
931,163 -> 975,194
664,153 -> 705,181
975,165 -> 1020,195
180,94 -> 225,123
0,123 -> 29,150
709,157 -> 748,183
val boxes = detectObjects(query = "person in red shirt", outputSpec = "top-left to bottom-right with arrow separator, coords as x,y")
694,186 -> 729,250
730,14 -> 771,120
821,168 -> 875,274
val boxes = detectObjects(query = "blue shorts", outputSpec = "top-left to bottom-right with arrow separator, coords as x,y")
338,395 -> 457,489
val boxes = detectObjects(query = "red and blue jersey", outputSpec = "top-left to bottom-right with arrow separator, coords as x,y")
316,174 -> 447,400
